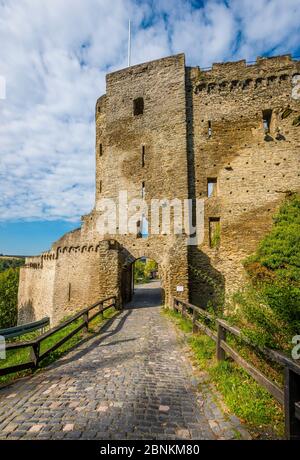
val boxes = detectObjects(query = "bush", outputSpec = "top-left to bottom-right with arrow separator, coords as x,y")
0,268 -> 19,328
228,194 -> 300,350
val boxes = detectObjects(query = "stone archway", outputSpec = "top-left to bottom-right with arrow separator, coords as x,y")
121,255 -> 163,309
120,251 -> 164,307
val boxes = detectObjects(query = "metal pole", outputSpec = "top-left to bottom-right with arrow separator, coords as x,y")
128,19 -> 131,67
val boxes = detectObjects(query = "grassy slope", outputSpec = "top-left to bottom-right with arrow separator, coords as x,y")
163,308 -> 284,439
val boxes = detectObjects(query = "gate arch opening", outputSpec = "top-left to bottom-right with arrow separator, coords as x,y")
122,257 -> 163,308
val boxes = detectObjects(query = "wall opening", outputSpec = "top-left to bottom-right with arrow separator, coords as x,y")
99,180 -> 102,193
207,178 -> 217,197
136,220 -> 142,238
142,145 -> 145,167
262,109 -> 272,133
99,143 -> 103,157
209,217 -> 221,248
133,97 -> 144,116
141,181 -> 145,199
208,120 -> 212,138
122,257 -> 162,308
68,283 -> 71,302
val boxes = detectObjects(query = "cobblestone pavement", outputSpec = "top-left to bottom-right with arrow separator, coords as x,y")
0,282 -> 249,440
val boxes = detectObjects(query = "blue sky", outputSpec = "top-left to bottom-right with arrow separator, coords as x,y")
1,0 -> 300,255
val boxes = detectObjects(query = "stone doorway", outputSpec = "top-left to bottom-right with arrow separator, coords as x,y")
122,257 -> 163,308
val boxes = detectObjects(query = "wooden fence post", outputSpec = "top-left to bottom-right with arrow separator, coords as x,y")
284,365 -> 300,440
173,298 -> 177,312
99,302 -> 104,321
83,311 -> 89,333
30,342 -> 40,369
192,308 -> 197,333
182,302 -> 186,318
216,321 -> 227,361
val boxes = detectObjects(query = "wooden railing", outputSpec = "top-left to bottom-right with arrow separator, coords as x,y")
0,296 -> 116,378
0,317 -> 50,340
173,297 -> 300,440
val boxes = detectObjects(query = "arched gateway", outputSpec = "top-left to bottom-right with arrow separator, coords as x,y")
18,53 -> 300,325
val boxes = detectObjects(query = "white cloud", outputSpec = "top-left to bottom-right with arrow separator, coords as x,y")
0,0 -> 299,222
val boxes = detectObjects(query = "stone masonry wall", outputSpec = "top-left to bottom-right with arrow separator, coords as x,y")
18,53 -> 300,325
187,55 -> 300,306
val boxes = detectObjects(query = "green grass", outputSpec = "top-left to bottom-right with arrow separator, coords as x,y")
163,308 -> 285,438
0,306 -> 117,386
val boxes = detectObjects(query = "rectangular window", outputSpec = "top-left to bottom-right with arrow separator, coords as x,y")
262,109 -> 272,132
133,97 -> 144,116
207,178 -> 217,197
99,180 -> 102,193
68,283 -> 71,301
99,143 -> 103,156
209,217 -> 220,248
208,120 -> 212,138
142,145 -> 145,167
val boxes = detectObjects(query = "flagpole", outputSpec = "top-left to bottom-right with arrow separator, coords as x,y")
128,19 -> 131,67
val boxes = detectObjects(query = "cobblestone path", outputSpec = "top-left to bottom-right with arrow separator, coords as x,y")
0,282 -> 248,440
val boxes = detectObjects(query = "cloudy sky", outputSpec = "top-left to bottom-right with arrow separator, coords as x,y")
1,0 -> 300,254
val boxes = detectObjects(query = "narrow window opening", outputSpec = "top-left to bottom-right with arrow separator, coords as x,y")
141,181 -> 145,199
133,97 -> 144,116
141,215 -> 149,239
136,220 -> 142,238
207,178 -> 217,197
262,109 -> 272,133
209,217 -> 220,249
99,180 -> 102,193
68,283 -> 71,301
208,120 -> 212,138
142,145 -> 145,167
99,143 -> 103,157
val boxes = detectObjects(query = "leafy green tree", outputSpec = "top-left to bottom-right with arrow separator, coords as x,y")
0,258 -> 24,273
0,268 -> 19,328
144,259 -> 158,279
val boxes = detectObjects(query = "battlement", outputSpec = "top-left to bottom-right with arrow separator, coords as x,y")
193,54 -> 300,94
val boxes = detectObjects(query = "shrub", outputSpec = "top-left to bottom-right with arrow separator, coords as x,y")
228,194 -> 300,350
0,268 -> 20,328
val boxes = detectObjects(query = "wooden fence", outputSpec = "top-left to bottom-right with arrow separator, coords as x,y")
0,296 -> 116,378
173,297 -> 300,440
0,317 -> 50,340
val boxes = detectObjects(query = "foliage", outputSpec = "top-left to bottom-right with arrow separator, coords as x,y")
0,258 -> 24,273
235,194 -> 300,349
210,221 -> 221,249
0,268 -> 20,328
134,258 -> 158,284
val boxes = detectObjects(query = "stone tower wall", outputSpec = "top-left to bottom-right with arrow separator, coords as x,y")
18,53 -> 300,324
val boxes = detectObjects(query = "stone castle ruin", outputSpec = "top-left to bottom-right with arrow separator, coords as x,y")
18,53 -> 300,325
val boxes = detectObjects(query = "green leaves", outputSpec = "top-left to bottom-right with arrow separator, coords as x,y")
0,268 -> 19,328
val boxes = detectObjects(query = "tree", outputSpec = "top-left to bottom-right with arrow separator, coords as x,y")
144,259 -> 158,279
0,268 -> 19,328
